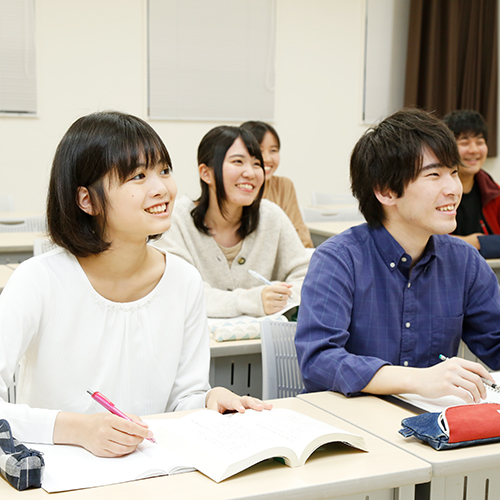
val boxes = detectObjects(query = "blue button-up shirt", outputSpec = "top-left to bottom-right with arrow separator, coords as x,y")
295,223 -> 500,396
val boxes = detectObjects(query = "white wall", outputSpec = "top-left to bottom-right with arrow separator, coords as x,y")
1,0 -> 498,212
0,0 -> 368,212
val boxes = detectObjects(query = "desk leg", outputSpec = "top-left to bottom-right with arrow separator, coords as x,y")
428,477 -> 446,500
397,484 -> 415,500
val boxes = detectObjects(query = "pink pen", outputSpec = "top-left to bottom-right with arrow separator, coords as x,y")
87,390 -> 157,444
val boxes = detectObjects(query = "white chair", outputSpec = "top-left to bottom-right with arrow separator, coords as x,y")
260,321 -> 304,399
0,195 -> 14,211
7,364 -> 20,403
0,215 -> 47,233
33,237 -> 57,256
310,191 -> 357,206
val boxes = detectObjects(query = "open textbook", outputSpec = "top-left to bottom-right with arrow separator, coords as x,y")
36,408 -> 367,492
394,371 -> 500,413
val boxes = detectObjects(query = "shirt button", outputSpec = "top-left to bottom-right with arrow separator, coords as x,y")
390,262 -> 396,268
407,283 -> 411,288
401,257 -> 407,262
403,361 -> 409,367
238,257 -> 246,265
405,322 -> 411,328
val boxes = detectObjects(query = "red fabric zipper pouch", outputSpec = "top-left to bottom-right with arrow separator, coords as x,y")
400,403 -> 500,450
443,403 -> 500,443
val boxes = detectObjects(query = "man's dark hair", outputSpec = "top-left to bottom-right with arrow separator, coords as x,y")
350,108 -> 461,227
47,111 -> 172,256
443,109 -> 488,142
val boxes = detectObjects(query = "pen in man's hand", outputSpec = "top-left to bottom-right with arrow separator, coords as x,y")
87,390 -> 157,444
248,269 -> 272,286
438,355 -> 500,392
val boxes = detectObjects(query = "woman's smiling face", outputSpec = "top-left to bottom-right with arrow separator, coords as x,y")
220,137 -> 264,210
260,131 -> 280,179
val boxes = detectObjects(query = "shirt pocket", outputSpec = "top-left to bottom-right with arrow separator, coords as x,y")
430,314 -> 464,363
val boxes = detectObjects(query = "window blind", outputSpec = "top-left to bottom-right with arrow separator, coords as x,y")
148,0 -> 276,121
0,0 -> 36,114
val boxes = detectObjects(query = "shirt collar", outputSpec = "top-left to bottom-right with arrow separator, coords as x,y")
370,224 -> 437,275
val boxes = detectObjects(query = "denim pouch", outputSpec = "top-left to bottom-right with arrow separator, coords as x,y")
0,419 -> 44,490
399,403 -> 500,451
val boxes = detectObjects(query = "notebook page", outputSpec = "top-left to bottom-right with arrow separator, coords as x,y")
36,437 -> 193,492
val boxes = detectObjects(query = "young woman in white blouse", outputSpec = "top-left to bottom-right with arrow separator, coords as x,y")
155,126 -> 309,318
0,112 -> 270,457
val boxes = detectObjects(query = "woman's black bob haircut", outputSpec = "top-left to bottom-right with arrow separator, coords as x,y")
443,109 -> 489,142
191,125 -> 265,239
350,108 -> 461,227
47,111 -> 172,257
240,121 -> 280,149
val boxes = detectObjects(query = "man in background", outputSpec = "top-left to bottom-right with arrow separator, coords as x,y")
444,110 -> 500,258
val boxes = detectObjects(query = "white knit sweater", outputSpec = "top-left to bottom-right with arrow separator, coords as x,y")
154,196 -> 310,317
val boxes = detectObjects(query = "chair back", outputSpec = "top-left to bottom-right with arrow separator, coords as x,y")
0,215 -> 47,233
261,321 -> 304,399
33,238 -> 58,256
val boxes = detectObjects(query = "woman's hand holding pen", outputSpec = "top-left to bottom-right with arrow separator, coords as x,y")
261,283 -> 293,315
53,411 -> 153,458
205,387 -> 273,414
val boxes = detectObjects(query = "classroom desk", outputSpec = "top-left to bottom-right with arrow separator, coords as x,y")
0,397 -> 431,500
307,203 -> 358,214
486,258 -> 500,282
0,211 -> 42,223
306,220 -> 364,246
299,391 -> 500,500
209,338 -> 262,399
0,232 -> 43,264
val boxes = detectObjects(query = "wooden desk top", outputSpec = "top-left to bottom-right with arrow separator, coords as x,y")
210,337 -> 261,356
486,258 -> 500,269
306,220 -> 364,237
0,397 -> 430,499
0,232 -> 44,252
299,391 -> 500,478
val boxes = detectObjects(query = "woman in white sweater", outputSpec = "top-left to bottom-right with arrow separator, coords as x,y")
155,126 -> 309,318
0,112 -> 269,457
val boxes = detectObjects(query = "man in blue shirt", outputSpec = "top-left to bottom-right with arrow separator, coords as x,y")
296,108 -> 500,403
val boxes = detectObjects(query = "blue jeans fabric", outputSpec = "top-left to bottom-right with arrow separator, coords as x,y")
399,412 -> 500,450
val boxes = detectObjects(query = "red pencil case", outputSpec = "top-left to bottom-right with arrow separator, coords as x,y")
443,403 -> 500,443
400,403 -> 500,450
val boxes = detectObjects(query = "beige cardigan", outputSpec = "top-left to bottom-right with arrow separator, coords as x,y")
155,196 -> 310,317
264,175 -> 313,248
